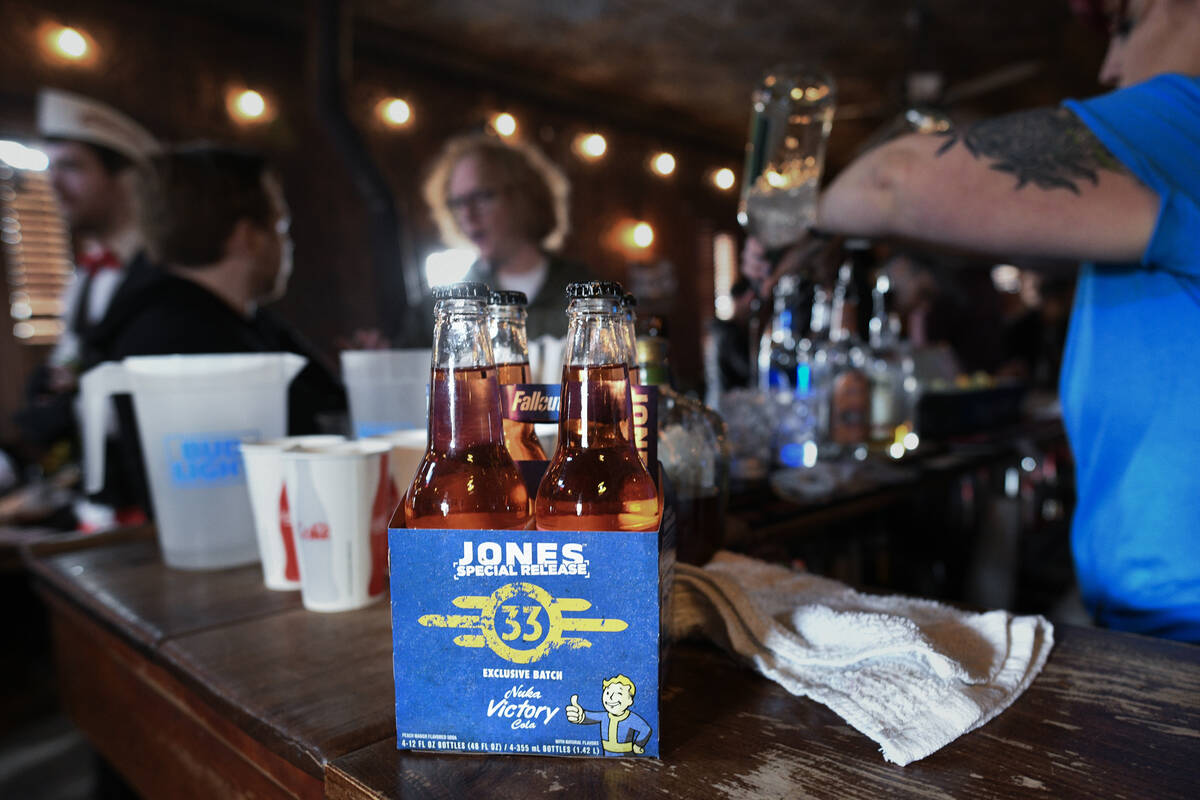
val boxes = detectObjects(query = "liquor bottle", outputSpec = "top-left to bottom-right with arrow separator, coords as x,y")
400,282 -> 531,530
764,275 -> 819,467
757,274 -> 800,393
739,64 -> 837,251
866,273 -> 914,449
637,334 -> 729,564
535,281 -> 661,532
805,284 -> 833,445
487,289 -> 548,461
738,64 -> 836,390
820,261 -> 870,460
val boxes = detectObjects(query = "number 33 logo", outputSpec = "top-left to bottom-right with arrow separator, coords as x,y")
499,603 -> 544,642
421,582 -> 629,664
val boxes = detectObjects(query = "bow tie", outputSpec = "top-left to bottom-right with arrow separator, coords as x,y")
77,249 -> 123,276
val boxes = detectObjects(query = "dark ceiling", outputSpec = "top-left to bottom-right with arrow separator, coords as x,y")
186,0 -> 1111,165
349,0 -> 1111,161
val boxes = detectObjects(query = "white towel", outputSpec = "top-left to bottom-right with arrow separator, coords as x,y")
670,552 -> 1054,766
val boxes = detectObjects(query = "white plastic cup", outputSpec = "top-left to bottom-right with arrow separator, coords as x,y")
240,435 -> 345,590
283,440 -> 396,612
533,423 -> 558,460
370,429 -> 427,502
340,349 -> 430,438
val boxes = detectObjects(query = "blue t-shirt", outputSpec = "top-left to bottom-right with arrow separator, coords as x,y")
1062,74 -> 1200,642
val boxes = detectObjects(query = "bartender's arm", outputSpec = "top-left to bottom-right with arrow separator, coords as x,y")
817,107 -> 1158,264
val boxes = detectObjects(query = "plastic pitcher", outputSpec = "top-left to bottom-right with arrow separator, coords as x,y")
340,349 -> 430,438
80,353 -> 307,570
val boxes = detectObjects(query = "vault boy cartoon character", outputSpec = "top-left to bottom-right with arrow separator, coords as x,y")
565,674 -> 653,756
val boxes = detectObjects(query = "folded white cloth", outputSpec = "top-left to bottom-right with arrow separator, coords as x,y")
670,552 -> 1055,765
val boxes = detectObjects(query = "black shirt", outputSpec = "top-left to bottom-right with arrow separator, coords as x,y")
87,269 -> 348,510
463,254 -> 596,341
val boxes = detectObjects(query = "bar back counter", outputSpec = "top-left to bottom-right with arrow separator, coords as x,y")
24,527 -> 1200,799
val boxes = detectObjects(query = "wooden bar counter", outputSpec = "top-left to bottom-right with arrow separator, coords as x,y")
25,529 -> 1200,799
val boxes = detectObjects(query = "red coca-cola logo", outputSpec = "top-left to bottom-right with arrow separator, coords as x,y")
302,522 -> 331,541
279,486 -> 300,581
368,453 -> 396,597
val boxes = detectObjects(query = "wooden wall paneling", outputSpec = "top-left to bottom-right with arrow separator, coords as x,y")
3,0 -> 744,388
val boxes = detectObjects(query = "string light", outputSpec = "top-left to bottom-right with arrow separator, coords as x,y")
379,98 -> 412,127
53,27 -> 88,59
226,89 -> 272,124
39,23 -> 96,65
712,168 -> 736,190
632,222 -> 654,248
651,152 -> 675,176
491,113 -> 517,138
235,91 -> 265,118
574,133 -> 607,160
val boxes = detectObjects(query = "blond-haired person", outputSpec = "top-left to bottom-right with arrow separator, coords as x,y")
424,134 -> 593,339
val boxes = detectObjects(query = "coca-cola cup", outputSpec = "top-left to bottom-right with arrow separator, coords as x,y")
240,435 -> 344,590
369,429 -> 427,504
282,440 -> 396,612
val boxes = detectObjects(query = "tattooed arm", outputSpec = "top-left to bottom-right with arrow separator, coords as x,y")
818,107 -> 1158,263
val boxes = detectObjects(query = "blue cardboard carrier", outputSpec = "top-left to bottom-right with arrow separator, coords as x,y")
388,383 -> 674,758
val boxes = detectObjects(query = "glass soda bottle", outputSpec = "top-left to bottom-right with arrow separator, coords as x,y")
620,292 -> 640,451
487,289 -> 547,461
637,333 -> 730,563
822,260 -> 870,460
534,281 -> 661,532
399,282 -> 531,530
620,293 -> 639,371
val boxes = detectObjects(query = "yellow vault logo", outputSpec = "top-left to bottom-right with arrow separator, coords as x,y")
418,582 -> 628,664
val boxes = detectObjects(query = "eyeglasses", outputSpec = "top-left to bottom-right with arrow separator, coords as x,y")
446,187 -> 504,214
1107,0 -> 1136,38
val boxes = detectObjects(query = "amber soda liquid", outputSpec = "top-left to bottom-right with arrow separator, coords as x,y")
496,362 -> 548,461
536,360 -> 660,532
399,284 -> 530,530
488,290 -> 548,463
534,281 -> 659,531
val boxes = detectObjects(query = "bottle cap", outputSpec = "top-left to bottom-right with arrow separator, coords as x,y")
566,281 -> 624,300
432,281 -> 490,301
487,290 -> 528,307
622,293 -> 638,308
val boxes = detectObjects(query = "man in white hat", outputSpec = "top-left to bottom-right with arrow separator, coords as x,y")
14,90 -> 161,525
37,88 -> 160,376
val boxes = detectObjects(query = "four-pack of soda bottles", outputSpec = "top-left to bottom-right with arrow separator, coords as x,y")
394,280 -> 662,533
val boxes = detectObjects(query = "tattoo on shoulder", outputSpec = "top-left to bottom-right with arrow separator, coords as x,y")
934,108 -> 1129,194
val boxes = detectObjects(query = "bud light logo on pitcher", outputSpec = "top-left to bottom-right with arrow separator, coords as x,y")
167,430 -> 258,487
